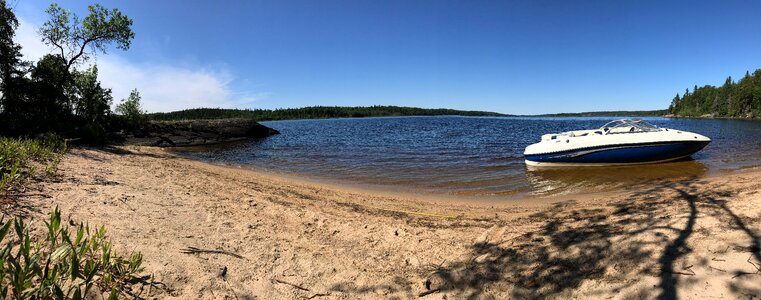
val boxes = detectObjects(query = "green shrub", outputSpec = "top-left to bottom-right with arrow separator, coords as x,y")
0,207 -> 144,299
0,135 -> 67,196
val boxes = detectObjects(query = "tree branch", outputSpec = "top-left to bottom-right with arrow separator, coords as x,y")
66,36 -> 98,71
50,39 -> 65,60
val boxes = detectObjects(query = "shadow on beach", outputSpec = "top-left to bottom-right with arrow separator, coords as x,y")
332,177 -> 761,299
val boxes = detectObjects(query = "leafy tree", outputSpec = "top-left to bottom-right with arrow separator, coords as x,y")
73,64 -> 112,125
30,54 -> 71,107
16,54 -> 74,133
115,88 -> 147,125
39,3 -> 134,77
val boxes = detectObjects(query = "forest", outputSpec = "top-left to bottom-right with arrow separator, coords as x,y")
539,110 -> 667,117
148,106 -> 508,121
668,69 -> 761,118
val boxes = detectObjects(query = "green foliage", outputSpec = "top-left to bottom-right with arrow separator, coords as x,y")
114,89 -> 147,126
73,64 -> 112,125
0,207 -> 144,299
668,69 -> 761,118
0,1 -> 134,141
40,3 -> 134,70
0,135 -> 66,197
69,64 -> 113,143
149,106 -> 509,121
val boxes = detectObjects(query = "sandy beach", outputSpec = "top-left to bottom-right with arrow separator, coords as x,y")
10,146 -> 761,299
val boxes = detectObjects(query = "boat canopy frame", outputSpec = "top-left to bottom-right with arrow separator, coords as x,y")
600,119 -> 661,134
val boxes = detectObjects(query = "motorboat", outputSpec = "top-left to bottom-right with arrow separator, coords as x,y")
524,119 -> 711,166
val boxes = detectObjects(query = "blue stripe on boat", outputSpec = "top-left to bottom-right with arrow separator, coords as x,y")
524,141 -> 710,164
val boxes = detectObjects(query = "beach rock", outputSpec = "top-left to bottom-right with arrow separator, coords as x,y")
121,119 -> 280,147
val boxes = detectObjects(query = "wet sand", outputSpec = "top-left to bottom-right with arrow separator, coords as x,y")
13,146 -> 761,299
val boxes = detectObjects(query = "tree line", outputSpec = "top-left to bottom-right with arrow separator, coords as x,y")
0,1 -> 145,142
148,106 -> 509,121
668,69 -> 761,118
539,110 -> 667,117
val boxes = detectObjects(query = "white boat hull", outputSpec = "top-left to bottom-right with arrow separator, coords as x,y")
524,128 -> 711,166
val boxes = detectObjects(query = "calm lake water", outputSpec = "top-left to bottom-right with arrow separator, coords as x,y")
174,116 -> 761,197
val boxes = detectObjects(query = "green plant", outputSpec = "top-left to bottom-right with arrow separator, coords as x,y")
0,160 -> 20,194
0,135 -> 67,198
114,89 -> 147,127
0,207 -> 144,299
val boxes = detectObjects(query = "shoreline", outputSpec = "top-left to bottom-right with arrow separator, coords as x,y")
18,146 -> 761,299
170,148 -> 748,204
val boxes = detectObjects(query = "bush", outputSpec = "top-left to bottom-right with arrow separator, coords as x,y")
0,207 -> 144,299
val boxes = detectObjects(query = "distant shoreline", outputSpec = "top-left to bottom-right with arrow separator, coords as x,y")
146,106 -> 761,123
148,106 -> 510,122
535,109 -> 667,117
663,114 -> 761,121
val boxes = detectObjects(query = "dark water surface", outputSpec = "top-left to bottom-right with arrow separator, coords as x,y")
174,116 -> 761,197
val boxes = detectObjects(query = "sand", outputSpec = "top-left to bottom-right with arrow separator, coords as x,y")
10,146 -> 761,299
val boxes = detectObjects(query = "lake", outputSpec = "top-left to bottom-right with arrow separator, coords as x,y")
174,116 -> 761,197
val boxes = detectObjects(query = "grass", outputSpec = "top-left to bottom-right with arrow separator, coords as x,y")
0,207 -> 145,299
0,134 -> 67,199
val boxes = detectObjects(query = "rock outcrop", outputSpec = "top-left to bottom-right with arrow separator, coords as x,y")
123,119 -> 279,147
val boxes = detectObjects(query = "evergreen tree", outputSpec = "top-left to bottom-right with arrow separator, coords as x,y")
0,0 -> 27,117
670,69 -> 761,118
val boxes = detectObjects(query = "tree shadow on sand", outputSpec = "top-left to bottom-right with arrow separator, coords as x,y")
331,178 -> 761,299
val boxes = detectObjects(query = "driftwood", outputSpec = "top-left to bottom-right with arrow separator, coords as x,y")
731,255 -> 761,278
271,278 -> 331,299
664,265 -> 695,276
180,247 -> 245,259
709,266 -> 727,273
303,292 -> 331,299
272,278 -> 310,291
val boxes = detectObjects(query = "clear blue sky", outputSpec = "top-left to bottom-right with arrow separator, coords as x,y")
11,0 -> 761,114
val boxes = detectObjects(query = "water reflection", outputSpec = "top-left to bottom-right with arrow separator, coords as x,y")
525,158 -> 708,196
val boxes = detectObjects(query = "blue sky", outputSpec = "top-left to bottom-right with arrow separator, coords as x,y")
10,0 -> 761,114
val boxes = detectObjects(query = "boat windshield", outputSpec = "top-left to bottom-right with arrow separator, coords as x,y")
600,119 -> 661,134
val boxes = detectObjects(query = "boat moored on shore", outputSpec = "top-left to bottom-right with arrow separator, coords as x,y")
524,119 -> 711,166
